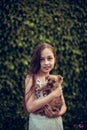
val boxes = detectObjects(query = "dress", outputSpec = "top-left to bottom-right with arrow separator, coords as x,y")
29,79 -> 64,130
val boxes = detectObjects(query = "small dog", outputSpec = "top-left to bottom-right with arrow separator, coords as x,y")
34,75 -> 63,117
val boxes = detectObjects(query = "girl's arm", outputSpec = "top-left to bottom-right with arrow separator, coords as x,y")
25,75 -> 62,113
45,93 -> 67,117
58,93 -> 67,116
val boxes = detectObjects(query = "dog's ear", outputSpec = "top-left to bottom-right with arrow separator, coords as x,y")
45,75 -> 49,80
57,75 -> 63,83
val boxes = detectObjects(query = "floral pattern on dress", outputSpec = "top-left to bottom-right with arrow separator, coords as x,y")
35,79 -> 47,99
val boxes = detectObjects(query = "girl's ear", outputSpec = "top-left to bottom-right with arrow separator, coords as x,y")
54,58 -> 56,66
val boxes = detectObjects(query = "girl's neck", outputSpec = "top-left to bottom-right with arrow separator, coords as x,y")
36,71 -> 49,82
37,71 -> 49,77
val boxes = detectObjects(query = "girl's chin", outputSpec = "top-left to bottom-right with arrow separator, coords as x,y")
42,69 -> 51,73
40,68 -> 53,73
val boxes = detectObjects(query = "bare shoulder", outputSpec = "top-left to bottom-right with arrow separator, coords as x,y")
25,74 -> 33,88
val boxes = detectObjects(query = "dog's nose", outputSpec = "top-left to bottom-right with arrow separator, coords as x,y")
47,82 -> 53,88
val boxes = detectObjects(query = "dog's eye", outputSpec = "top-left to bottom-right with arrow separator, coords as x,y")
48,79 -> 50,81
53,80 -> 56,83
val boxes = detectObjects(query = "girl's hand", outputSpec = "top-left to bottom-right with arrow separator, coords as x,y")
45,105 -> 60,118
51,86 -> 63,98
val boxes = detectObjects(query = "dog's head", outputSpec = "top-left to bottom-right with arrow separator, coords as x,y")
46,75 -> 63,88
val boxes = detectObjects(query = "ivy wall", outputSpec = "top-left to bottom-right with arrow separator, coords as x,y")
0,0 -> 87,130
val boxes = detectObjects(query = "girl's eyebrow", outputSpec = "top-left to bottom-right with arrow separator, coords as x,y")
40,56 -> 53,59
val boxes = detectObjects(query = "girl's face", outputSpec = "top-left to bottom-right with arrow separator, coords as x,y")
39,48 -> 55,74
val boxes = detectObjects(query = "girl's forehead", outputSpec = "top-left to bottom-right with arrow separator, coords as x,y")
41,48 -> 54,57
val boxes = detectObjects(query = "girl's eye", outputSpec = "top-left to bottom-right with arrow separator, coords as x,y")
48,57 -> 53,60
40,56 -> 53,61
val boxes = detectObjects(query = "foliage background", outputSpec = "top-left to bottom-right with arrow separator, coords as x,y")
0,0 -> 87,130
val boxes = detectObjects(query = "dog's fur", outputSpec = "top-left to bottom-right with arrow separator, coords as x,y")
34,75 -> 63,117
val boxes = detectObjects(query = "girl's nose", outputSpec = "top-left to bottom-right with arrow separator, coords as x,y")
44,59 -> 49,64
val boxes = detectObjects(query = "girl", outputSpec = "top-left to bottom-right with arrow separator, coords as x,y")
24,43 -> 67,130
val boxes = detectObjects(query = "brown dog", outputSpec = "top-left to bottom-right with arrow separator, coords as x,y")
34,75 -> 63,117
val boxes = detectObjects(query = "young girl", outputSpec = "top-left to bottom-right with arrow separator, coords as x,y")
24,43 -> 67,130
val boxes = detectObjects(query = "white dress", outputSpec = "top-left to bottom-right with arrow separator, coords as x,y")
29,79 -> 64,130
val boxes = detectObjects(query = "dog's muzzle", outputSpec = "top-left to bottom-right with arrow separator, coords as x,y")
47,82 -> 54,88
